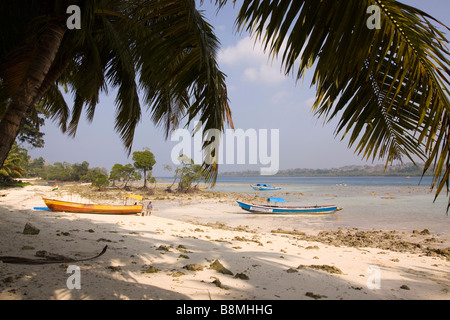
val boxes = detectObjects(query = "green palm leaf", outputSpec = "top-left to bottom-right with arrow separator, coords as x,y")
64,0 -> 232,183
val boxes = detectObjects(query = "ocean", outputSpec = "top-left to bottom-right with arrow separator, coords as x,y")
157,175 -> 450,236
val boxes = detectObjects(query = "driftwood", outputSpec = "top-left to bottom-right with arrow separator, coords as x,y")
0,246 -> 108,265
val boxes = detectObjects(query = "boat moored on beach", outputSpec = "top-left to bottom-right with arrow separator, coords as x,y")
236,197 -> 341,214
42,197 -> 142,215
250,184 -> 281,191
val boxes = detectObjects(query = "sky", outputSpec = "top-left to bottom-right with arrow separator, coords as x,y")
27,0 -> 450,176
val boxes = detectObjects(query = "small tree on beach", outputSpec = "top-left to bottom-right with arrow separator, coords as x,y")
91,173 -> 109,191
132,148 -> 156,188
109,163 -> 124,186
167,155 -> 208,191
108,163 -> 140,188
147,172 -> 157,195
164,155 -> 192,191
121,164 -> 141,188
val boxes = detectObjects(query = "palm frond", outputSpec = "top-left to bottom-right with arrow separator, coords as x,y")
0,0 -> 231,183
230,0 -> 450,203
132,0 -> 232,182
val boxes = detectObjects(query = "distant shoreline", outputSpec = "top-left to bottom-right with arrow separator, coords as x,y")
218,163 -> 432,177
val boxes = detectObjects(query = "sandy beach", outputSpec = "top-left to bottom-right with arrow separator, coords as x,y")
0,183 -> 449,300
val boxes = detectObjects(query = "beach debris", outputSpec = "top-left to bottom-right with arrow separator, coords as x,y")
297,264 -> 343,274
176,245 -> 192,253
142,266 -> 159,273
0,246 -> 108,265
400,285 -> 410,290
413,229 -> 431,235
183,264 -> 204,271
107,266 -> 122,273
156,245 -> 172,252
233,236 -> 263,246
350,286 -> 363,290
286,268 -> 298,273
209,259 -> 233,275
35,250 -> 69,261
428,247 -> 450,260
170,271 -> 185,277
271,228 -> 306,236
210,276 -> 228,289
2,276 -> 14,283
234,272 -> 249,280
284,228 -> 449,260
305,292 -> 327,300
178,254 -> 190,259
23,223 -> 40,235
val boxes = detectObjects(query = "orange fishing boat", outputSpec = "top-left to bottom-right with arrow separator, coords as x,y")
42,198 -> 142,215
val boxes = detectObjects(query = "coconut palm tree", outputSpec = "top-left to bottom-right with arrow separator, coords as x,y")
214,0 -> 450,206
0,0 -> 232,183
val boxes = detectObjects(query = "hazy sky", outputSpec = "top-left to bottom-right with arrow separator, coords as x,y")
28,0 -> 450,176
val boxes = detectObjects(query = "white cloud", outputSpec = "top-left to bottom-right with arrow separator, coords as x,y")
219,36 -> 288,85
218,36 -> 268,66
243,65 -> 286,85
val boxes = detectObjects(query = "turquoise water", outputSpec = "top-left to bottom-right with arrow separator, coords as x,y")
156,176 -> 450,235
214,175 -> 435,188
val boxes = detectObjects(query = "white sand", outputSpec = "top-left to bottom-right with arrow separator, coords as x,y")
0,185 -> 449,300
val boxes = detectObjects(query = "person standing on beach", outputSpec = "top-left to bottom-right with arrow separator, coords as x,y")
144,201 -> 152,216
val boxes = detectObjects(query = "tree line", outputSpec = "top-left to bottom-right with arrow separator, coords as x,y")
0,145 -> 156,189
1,144 -> 207,191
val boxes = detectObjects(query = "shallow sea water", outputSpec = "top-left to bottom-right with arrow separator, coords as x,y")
156,176 -> 450,236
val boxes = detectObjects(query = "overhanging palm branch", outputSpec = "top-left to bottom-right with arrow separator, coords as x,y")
218,0 -> 450,206
0,0 -> 232,183
62,0 -> 232,183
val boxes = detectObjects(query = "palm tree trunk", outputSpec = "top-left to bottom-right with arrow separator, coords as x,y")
30,56 -> 71,108
0,21 -> 66,166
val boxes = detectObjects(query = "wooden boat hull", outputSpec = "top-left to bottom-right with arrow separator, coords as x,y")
250,184 -> 281,191
42,198 -> 142,215
236,201 -> 340,214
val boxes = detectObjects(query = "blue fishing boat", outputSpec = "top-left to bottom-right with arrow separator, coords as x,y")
236,197 -> 341,214
250,184 -> 281,191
